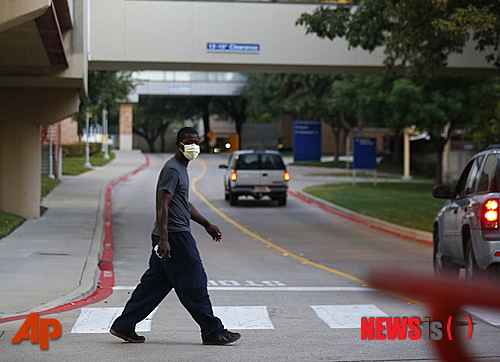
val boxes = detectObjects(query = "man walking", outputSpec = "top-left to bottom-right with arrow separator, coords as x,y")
110,127 -> 241,345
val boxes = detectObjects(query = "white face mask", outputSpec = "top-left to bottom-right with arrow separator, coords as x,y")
180,142 -> 200,161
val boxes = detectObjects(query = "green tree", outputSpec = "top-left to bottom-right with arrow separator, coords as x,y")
266,73 -> 344,158
384,77 -> 425,166
240,73 -> 286,119
399,77 -> 497,183
78,70 -> 136,131
296,0 -> 500,79
329,75 -> 389,134
134,97 -> 201,152
462,79 -> 500,150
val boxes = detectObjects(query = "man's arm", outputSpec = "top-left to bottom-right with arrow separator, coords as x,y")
156,190 -> 172,259
190,202 -> 222,242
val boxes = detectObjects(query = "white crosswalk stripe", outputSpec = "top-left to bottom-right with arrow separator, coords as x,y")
71,307 -> 158,333
213,306 -> 275,329
311,305 -> 388,329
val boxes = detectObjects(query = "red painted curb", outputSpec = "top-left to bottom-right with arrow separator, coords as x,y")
0,154 -> 151,324
288,190 -> 432,246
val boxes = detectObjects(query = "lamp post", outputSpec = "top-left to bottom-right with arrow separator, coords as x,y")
48,124 -> 55,179
84,111 -> 92,168
102,108 -> 110,159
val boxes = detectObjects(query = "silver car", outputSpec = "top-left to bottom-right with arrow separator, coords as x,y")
219,150 -> 290,206
432,146 -> 500,280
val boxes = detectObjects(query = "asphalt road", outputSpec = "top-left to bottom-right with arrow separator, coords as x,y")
1,153 -> 499,361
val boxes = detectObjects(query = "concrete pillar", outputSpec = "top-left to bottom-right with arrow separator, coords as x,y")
119,103 -> 133,150
0,88 -> 80,219
0,121 -> 41,218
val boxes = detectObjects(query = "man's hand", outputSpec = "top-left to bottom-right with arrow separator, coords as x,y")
156,237 -> 171,259
206,224 -> 222,242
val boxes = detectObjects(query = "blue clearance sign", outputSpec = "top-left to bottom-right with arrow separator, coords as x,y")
353,137 -> 377,170
293,120 -> 321,162
207,42 -> 260,54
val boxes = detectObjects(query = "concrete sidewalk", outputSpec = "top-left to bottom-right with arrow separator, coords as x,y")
0,150 -> 147,319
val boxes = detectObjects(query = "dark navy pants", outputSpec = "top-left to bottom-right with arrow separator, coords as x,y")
111,232 -> 224,340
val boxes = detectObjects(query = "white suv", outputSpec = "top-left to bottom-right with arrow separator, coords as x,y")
219,150 -> 290,206
432,145 -> 500,280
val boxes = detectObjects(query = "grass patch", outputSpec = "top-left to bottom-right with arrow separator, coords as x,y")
304,182 -> 445,232
291,160 -> 347,168
1,177 -> 62,239
63,151 -> 115,175
307,172 -> 400,179
42,177 -> 61,198
291,159 -> 404,175
0,211 -> 25,239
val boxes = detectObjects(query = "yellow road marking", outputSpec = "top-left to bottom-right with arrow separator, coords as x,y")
192,158 -> 423,305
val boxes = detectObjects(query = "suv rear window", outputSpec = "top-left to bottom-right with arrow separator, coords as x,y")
477,154 -> 500,193
235,154 -> 285,170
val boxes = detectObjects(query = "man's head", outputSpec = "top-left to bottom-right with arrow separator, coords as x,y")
176,127 -> 199,143
176,127 -> 200,162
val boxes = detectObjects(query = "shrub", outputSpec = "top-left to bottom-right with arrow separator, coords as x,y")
62,143 -> 102,157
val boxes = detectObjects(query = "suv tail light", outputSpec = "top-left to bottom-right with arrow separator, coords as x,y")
284,170 -> 290,181
481,199 -> 499,229
230,170 -> 237,182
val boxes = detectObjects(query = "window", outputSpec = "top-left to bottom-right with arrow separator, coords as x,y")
478,154 -> 500,193
261,155 -> 285,170
234,153 -> 285,170
464,156 -> 484,196
236,154 -> 259,169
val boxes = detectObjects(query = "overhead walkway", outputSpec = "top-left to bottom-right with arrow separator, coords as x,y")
89,0 -> 496,76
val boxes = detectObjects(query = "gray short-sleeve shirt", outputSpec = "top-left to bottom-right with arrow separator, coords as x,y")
152,156 -> 191,234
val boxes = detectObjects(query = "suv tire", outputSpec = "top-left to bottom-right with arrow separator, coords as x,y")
229,191 -> 238,206
433,229 -> 459,277
465,237 -> 482,279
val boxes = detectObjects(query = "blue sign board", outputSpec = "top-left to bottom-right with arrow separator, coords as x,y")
207,42 -> 260,54
293,120 -> 321,162
353,137 -> 377,170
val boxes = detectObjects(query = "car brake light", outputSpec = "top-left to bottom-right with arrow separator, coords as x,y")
284,171 -> 290,181
481,199 -> 499,229
230,170 -> 237,182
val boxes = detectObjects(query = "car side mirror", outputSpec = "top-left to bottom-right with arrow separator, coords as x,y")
219,164 -> 228,169
432,185 -> 453,199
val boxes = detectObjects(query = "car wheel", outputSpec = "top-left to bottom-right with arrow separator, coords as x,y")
278,196 -> 287,206
224,190 -> 229,201
229,192 -> 238,206
433,229 -> 459,277
465,239 -> 482,280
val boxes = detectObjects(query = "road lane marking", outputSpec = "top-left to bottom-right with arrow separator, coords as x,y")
193,159 -> 423,306
113,286 -> 376,292
71,307 -> 157,333
311,305 -> 388,329
213,306 -> 274,329
192,159 -> 366,285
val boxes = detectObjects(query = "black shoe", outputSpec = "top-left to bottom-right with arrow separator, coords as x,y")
203,329 -> 241,345
110,328 -> 146,343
